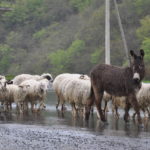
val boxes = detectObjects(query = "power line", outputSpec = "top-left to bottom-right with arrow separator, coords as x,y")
113,0 -> 131,65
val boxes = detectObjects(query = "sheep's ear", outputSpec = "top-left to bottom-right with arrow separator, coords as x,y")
140,49 -> 144,58
19,85 -> 23,88
6,80 -> 13,84
25,85 -> 30,88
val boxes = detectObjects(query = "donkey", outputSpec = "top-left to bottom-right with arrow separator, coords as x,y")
85,49 -> 145,125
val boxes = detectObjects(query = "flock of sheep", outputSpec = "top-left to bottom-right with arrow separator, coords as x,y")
0,73 -> 53,113
0,72 -> 150,120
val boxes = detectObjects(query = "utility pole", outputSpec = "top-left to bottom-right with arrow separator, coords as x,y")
105,0 -> 110,65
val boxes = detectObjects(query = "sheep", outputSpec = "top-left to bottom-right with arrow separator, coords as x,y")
111,96 -> 126,119
110,83 -> 150,119
102,92 -> 112,113
20,78 -> 50,112
53,73 -> 92,117
133,82 -> 150,118
0,75 -> 8,108
53,73 -> 81,110
2,83 -> 29,113
12,73 -> 53,85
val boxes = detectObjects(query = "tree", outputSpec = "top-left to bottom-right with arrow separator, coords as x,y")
136,15 -> 150,41
48,40 -> 85,75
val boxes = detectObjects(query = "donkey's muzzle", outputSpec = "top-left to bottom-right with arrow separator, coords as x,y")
133,78 -> 140,84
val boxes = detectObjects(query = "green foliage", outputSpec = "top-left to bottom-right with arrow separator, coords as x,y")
33,28 -> 47,40
6,74 -> 15,80
141,38 -> 150,63
49,40 -> 85,74
90,48 -> 103,64
0,44 -> 14,73
69,0 -> 91,12
3,0 -> 43,28
133,0 -> 150,17
0,0 -> 150,78
136,15 -> 150,40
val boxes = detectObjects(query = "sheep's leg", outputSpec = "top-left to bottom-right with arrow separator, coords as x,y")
9,102 -> 12,110
38,101 -> 46,111
71,103 -> 78,117
17,102 -> 23,114
1,101 -> 4,107
146,108 -> 150,117
61,103 -> 64,112
90,106 -> 94,115
141,108 -> 146,118
128,94 -> 142,124
3,102 -> 7,112
56,96 -> 60,110
103,100 -> 108,114
115,106 -> 120,119
6,102 -> 9,112
112,104 -> 115,115
23,101 -> 28,112
132,112 -> 136,119
31,101 -> 35,112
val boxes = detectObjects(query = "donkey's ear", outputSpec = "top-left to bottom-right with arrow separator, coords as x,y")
130,50 -> 136,58
140,49 -> 144,58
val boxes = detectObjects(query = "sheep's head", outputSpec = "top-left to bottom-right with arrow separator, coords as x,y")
41,73 -> 53,82
19,85 -> 30,93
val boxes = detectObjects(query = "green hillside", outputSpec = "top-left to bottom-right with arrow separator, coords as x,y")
0,0 -> 150,79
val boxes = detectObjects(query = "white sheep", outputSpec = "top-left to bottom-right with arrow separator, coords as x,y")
133,82 -> 150,118
53,73 -> 81,110
20,78 -> 49,112
12,73 -> 53,85
111,96 -> 126,118
2,83 -> 29,113
102,92 -> 112,113
53,73 -> 92,117
0,75 -> 8,108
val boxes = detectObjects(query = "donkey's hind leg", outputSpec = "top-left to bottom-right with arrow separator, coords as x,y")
93,87 -> 106,122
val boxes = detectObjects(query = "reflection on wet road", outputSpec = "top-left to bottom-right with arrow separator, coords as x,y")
0,91 -> 150,138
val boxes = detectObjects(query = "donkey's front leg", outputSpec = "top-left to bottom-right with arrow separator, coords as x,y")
124,97 -> 131,122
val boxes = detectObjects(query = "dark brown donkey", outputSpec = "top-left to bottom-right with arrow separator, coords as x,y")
86,50 -> 145,125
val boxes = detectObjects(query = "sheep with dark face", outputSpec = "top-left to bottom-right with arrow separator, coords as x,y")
12,73 -> 53,85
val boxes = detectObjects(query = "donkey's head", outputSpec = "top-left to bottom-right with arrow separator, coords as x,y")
130,49 -> 145,83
